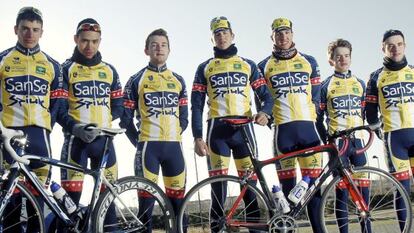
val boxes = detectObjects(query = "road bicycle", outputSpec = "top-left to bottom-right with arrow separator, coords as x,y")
0,122 -> 175,232
178,118 -> 412,233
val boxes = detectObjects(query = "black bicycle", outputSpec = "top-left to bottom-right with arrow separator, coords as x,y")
0,122 -> 175,232
178,118 -> 412,233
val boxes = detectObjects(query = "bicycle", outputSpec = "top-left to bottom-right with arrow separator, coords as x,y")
178,118 -> 412,233
0,122 -> 176,232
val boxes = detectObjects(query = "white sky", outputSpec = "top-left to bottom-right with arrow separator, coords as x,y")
1,0 -> 413,199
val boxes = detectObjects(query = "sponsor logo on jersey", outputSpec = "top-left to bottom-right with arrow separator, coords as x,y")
72,81 -> 111,109
5,76 -> 49,108
270,72 -> 309,98
209,72 -> 248,99
144,91 -> 179,118
98,72 -> 106,79
331,95 -> 362,119
382,82 -> 414,108
36,66 -> 46,75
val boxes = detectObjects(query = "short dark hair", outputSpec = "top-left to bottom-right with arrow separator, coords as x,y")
327,39 -> 352,60
383,29 -> 404,42
145,28 -> 170,50
16,7 -> 43,26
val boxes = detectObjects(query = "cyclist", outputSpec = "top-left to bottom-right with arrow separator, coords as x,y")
366,29 -> 413,232
317,39 -> 370,233
191,16 -> 273,233
257,17 -> 323,232
120,28 -> 188,232
0,7 -> 65,232
59,18 -> 123,230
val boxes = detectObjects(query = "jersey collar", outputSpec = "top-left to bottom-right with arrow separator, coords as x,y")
147,63 -> 167,72
333,70 -> 352,79
15,43 -> 40,56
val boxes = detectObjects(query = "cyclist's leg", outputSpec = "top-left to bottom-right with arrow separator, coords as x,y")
231,122 -> 260,233
384,130 -> 412,232
88,137 -> 118,231
206,119 -> 232,233
160,142 -> 186,232
21,126 -> 52,233
135,141 -> 161,233
297,122 -> 323,233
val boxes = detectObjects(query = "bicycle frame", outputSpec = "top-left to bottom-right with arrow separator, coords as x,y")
224,120 -> 374,230
0,132 -> 124,230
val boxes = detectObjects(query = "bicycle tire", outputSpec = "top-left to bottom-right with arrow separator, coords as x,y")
0,181 -> 45,232
320,166 -> 412,233
177,175 -> 271,233
92,176 -> 175,232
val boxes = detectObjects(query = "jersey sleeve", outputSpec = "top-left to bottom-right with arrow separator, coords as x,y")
306,54 -> 322,107
365,72 -> 380,125
316,77 -> 329,142
49,60 -> 68,129
191,62 -> 208,139
109,65 -> 123,120
175,73 -> 189,134
248,59 -> 273,116
119,75 -> 140,147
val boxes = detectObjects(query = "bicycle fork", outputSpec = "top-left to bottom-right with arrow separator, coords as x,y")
341,169 -> 369,215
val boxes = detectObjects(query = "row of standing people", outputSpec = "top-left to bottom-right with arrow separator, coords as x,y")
0,6 -> 413,233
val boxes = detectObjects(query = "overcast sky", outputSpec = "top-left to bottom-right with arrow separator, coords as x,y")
1,0 -> 413,198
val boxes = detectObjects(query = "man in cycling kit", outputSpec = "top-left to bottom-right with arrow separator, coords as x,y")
366,29 -> 413,232
0,7 -> 65,232
192,16 -> 273,233
59,18 -> 123,229
120,28 -> 188,232
258,17 -> 323,232
317,39 -> 370,233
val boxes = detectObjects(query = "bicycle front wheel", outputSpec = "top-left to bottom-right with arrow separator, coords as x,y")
320,166 -> 412,233
92,176 -> 175,233
178,175 -> 271,233
0,181 -> 45,233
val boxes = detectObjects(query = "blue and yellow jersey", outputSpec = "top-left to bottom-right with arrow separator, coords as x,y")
318,71 -> 365,137
121,63 -> 188,142
0,44 -> 65,131
191,55 -> 273,138
258,52 -> 321,125
61,59 -> 123,129
366,65 -> 414,132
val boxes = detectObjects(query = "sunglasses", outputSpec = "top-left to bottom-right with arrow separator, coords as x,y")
18,7 -> 43,19
76,23 -> 101,34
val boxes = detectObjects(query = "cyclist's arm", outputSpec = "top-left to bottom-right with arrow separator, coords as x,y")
109,64 -> 123,121
49,60 -> 66,129
249,60 -> 273,116
316,78 -> 329,143
119,76 -> 139,147
365,72 -> 380,125
191,63 -> 207,139
306,54 -> 322,110
175,73 -> 188,134
55,61 -> 76,131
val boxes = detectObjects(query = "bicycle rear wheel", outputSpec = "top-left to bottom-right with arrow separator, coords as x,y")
320,166 -> 412,233
92,176 -> 175,232
178,175 -> 271,233
0,181 -> 45,232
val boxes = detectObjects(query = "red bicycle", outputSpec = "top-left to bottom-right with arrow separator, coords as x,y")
178,118 -> 412,233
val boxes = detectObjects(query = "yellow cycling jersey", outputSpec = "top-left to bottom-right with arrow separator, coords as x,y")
319,71 -> 365,137
122,64 -> 188,142
366,65 -> 414,132
62,60 -> 123,128
0,44 -> 64,131
258,52 -> 321,125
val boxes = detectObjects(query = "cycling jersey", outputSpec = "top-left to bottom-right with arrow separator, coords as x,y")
366,65 -> 414,132
191,55 -> 273,139
61,59 -> 123,130
318,71 -> 365,138
121,63 -> 188,143
0,43 -> 65,131
258,52 -> 321,125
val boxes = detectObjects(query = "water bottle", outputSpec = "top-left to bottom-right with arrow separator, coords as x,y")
272,185 -> 290,214
288,176 -> 310,204
51,181 -> 77,214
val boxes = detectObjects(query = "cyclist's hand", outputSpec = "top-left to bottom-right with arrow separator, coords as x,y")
253,112 -> 269,126
194,138 -> 209,157
72,123 -> 100,143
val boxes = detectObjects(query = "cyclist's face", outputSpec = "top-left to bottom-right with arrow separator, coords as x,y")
272,29 -> 293,50
330,47 -> 351,73
145,35 -> 170,66
382,35 -> 406,62
213,29 -> 234,50
75,31 -> 101,59
14,20 -> 43,49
